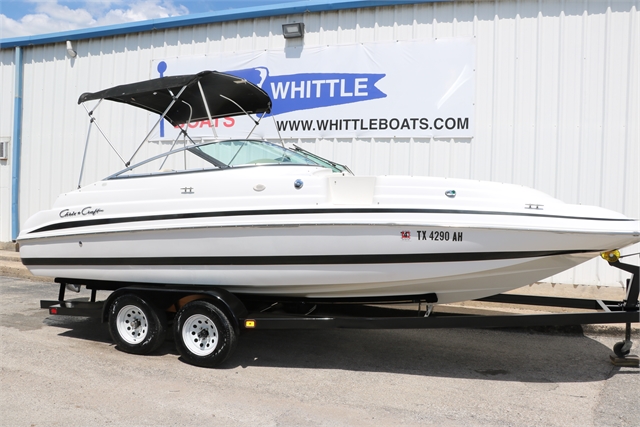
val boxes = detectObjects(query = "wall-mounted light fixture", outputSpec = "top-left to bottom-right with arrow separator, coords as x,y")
66,40 -> 77,58
282,22 -> 304,39
0,139 -> 8,161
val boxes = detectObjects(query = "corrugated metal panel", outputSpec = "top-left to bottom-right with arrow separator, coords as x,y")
0,0 -> 638,285
0,50 -> 15,242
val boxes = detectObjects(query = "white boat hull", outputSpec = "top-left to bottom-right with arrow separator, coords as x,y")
19,211 -> 639,303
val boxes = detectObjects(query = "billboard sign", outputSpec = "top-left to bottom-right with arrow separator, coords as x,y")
152,38 -> 475,140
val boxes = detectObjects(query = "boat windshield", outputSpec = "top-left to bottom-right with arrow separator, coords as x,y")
193,140 -> 318,167
109,139 -> 347,178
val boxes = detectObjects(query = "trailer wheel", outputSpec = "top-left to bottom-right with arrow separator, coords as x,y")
174,300 -> 237,368
613,341 -> 631,358
108,294 -> 167,355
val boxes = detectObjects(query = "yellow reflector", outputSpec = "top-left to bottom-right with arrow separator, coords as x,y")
600,250 -> 621,263
245,320 -> 256,328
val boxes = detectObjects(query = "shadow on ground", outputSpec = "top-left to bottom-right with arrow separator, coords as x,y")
4,277 -> 634,381
41,313 -> 636,382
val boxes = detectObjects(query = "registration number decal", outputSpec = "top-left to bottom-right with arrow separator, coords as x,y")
417,230 -> 463,242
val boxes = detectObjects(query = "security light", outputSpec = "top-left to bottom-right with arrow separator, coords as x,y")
66,41 -> 77,58
282,22 -> 304,39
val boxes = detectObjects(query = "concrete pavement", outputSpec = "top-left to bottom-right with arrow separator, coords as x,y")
0,248 -> 51,282
1,275 -> 638,427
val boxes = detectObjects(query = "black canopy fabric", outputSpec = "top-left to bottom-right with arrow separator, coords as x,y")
77,71 -> 272,126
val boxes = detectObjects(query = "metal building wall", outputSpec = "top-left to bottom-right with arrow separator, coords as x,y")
1,0 -> 638,285
0,49 -> 16,243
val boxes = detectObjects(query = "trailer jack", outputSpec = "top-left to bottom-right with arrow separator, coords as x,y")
606,259 -> 639,367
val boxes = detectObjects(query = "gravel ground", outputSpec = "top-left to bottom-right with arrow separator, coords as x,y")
1,276 -> 638,427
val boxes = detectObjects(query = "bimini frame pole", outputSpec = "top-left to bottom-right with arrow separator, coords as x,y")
78,99 -> 128,188
80,101 -> 127,161
197,81 -> 218,139
77,113 -> 93,189
158,104 -> 194,171
271,115 -> 285,147
218,94 -> 264,138
126,84 -> 190,166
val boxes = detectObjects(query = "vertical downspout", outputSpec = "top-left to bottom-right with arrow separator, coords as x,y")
11,46 -> 24,241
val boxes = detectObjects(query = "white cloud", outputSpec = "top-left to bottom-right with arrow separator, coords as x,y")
97,0 -> 189,26
36,1 -> 95,24
0,0 -> 189,39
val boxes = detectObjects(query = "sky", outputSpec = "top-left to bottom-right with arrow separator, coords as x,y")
0,0 -> 305,39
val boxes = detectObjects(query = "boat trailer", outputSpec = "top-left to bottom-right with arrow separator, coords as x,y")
41,258 -> 639,368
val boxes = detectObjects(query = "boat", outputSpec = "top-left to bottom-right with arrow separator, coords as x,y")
18,71 -> 640,305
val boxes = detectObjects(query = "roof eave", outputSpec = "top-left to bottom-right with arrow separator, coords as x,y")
0,0 -> 444,49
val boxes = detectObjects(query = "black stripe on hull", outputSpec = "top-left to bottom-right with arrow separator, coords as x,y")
29,208 -> 633,234
21,249 -> 599,266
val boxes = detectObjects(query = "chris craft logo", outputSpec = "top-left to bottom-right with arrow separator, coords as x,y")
156,61 -> 387,136
59,207 -> 104,218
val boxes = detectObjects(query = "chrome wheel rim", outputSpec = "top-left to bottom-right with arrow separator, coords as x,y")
116,305 -> 148,344
182,314 -> 218,356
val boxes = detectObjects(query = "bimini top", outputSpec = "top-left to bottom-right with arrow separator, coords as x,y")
77,70 -> 272,126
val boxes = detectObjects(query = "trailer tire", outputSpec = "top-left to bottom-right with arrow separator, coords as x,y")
108,294 -> 167,355
174,300 -> 237,368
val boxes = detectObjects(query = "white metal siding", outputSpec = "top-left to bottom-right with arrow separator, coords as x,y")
0,0 -> 638,285
0,49 -> 15,242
